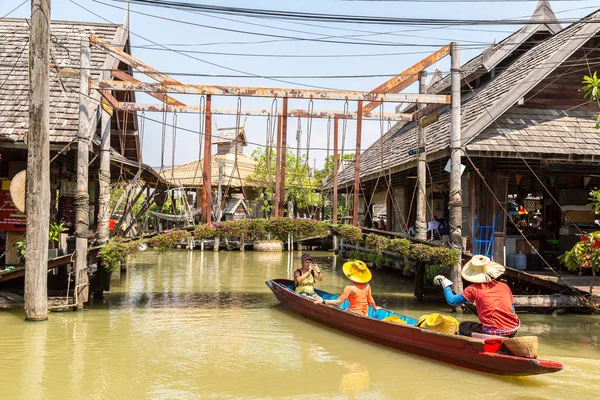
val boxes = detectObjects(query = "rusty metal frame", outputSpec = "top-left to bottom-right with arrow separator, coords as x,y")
362,45 -> 451,115
117,103 -> 413,121
90,80 -> 450,104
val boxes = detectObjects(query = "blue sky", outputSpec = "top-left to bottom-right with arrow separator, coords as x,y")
2,0 -> 598,170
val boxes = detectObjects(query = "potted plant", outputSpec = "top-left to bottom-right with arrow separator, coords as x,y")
48,221 -> 68,259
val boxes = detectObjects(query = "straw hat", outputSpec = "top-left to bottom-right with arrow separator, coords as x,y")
382,315 -> 407,324
342,260 -> 372,283
461,255 -> 505,283
417,313 -> 459,335
9,170 -> 26,214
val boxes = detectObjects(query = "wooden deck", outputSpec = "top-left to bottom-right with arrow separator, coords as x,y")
0,253 -> 75,283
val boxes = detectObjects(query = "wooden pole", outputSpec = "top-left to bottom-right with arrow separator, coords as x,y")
353,100 -> 363,226
449,42 -> 463,293
274,115 -> 282,218
332,117 -> 339,224
25,0 -> 51,321
75,38 -> 91,309
97,108 -> 111,244
415,71 -> 428,241
202,95 -> 212,224
280,98 -> 288,217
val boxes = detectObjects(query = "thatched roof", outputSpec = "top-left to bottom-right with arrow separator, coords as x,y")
160,153 -> 258,188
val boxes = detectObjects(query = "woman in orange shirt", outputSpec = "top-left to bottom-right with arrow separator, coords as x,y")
323,260 -> 380,316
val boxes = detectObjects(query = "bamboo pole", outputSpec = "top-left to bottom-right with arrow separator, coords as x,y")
75,38 -> 91,309
25,0 -> 51,321
449,42 -> 463,293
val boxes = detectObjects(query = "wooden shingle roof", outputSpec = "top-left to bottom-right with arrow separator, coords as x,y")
0,18 -> 121,143
337,8 -> 600,187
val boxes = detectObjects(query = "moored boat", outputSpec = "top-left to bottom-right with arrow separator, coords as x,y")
266,279 -> 563,376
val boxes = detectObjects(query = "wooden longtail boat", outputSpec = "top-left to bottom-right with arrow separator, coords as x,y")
266,279 -> 563,376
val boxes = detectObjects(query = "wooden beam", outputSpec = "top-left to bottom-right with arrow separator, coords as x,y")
514,295 -> 600,308
116,103 -> 414,121
202,95 -> 212,224
274,115 -> 282,218
90,34 -> 180,85
362,44 -> 451,115
111,70 -> 186,107
280,98 -> 288,216
333,117 -> 339,225
353,100 -> 362,226
90,80 -> 451,104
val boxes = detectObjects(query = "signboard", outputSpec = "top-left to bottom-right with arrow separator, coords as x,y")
0,180 -> 26,231
408,146 -> 425,156
419,110 -> 438,128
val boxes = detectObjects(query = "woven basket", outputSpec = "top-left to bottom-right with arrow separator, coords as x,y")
9,170 -> 26,214
503,336 -> 538,359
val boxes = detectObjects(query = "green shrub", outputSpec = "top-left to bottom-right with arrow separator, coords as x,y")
365,233 -> 389,254
194,224 -> 216,240
386,238 -> 411,257
99,238 -> 146,272
336,224 -> 362,245
151,230 -> 191,253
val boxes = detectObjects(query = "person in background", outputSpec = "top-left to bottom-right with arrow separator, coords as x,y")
379,220 -> 387,231
427,215 -> 440,241
433,255 -> 520,337
323,260 -> 381,316
294,253 -> 323,302
373,220 -> 380,230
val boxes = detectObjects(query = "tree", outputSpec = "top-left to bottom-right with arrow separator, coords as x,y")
250,148 -> 322,216
313,154 -> 355,220
582,71 -> 600,129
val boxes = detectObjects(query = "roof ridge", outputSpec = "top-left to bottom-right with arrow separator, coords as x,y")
530,0 -> 562,34
0,17 -> 122,28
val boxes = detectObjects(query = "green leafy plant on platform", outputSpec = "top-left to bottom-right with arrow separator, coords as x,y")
335,224 -> 362,245
559,231 -> 600,272
48,221 -> 68,247
99,238 -> 146,272
151,230 -> 192,254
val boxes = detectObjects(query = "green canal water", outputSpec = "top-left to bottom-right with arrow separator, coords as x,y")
1,250 -> 599,399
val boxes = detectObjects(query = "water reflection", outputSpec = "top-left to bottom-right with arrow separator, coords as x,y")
0,250 -> 599,399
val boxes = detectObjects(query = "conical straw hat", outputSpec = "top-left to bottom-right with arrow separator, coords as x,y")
9,170 -> 26,214
461,255 -> 505,283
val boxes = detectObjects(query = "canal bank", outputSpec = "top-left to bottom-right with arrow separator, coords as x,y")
1,250 -> 599,399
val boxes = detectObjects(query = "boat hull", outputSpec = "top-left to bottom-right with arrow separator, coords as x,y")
266,279 -> 563,376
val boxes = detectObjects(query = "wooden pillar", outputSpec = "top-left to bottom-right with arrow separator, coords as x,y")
332,117 -> 339,224
97,108 -> 111,244
75,38 -> 92,309
353,101 -> 363,226
449,42 -> 463,293
415,71 -> 428,241
274,115 -> 282,217
279,98 -> 288,217
202,95 -> 212,224
25,0 -> 51,320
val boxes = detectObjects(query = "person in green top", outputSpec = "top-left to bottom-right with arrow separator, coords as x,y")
294,253 -> 323,302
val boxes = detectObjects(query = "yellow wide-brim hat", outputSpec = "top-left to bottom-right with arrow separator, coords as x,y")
417,313 -> 459,335
383,315 -> 407,324
9,170 -> 26,214
342,260 -> 372,283
461,255 -> 505,283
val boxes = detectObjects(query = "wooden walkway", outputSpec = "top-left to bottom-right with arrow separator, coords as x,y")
0,253 -> 75,283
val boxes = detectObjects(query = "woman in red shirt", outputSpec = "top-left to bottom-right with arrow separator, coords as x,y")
323,260 -> 380,316
434,255 -> 520,337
